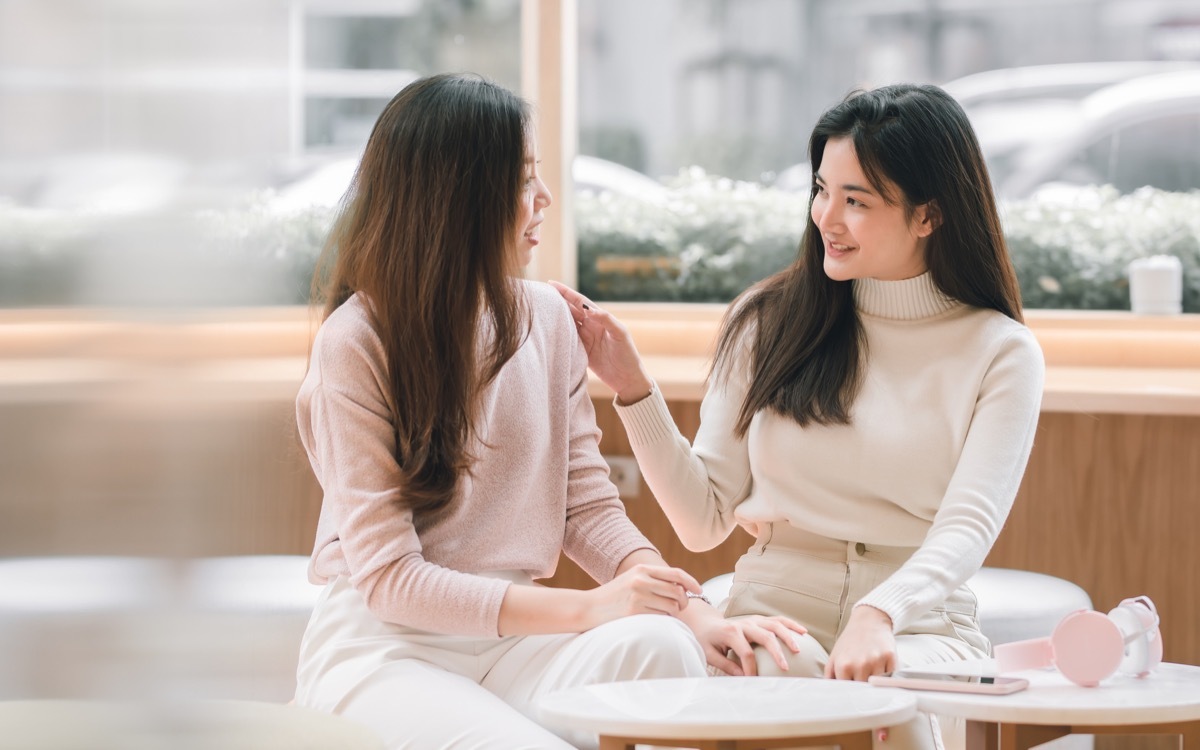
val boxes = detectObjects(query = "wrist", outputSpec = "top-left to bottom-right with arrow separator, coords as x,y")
852,604 -> 894,628
574,588 -> 599,631
615,375 -> 654,406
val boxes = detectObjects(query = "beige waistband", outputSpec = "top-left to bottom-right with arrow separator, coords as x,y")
753,521 -> 918,567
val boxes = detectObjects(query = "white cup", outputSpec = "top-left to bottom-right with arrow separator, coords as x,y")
1128,255 -> 1183,315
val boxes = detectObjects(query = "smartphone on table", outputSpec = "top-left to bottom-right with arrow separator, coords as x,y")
868,669 -> 1029,695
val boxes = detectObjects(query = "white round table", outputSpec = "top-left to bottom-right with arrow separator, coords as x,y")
538,676 -> 918,750
906,662 -> 1200,750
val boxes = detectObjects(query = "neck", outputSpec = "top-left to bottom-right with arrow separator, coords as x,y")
853,272 -> 960,320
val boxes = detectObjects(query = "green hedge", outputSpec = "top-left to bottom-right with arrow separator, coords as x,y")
1,180 -> 1197,311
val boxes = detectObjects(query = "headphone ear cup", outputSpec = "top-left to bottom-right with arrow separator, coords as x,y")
1109,599 -> 1163,677
1051,610 -> 1124,687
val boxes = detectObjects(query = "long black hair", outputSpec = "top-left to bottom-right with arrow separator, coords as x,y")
310,73 -> 532,513
713,83 -> 1022,435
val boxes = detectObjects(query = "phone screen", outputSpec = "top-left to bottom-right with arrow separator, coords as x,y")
891,670 -> 1011,685
869,668 -> 1029,694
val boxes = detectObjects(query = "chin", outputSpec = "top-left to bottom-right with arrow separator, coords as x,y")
822,258 -> 856,282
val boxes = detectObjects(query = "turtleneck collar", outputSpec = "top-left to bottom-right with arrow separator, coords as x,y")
852,272 -> 961,321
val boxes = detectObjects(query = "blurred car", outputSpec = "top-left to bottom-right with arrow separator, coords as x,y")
997,68 -> 1200,198
270,153 -> 667,213
941,61 -> 1197,109
774,63 -> 1200,200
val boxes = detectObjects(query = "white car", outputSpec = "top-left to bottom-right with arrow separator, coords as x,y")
997,68 -> 1200,198
774,62 -> 1200,200
271,153 -> 667,213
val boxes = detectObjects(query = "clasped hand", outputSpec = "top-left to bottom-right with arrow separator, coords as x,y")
825,604 -> 896,681
590,563 -> 808,677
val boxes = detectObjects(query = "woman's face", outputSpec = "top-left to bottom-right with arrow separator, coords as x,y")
811,137 -> 935,283
513,138 -> 553,268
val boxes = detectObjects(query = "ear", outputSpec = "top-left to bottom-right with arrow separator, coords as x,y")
913,200 -> 942,238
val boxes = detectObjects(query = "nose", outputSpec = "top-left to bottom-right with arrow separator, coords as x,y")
815,196 -> 842,234
537,176 -> 553,210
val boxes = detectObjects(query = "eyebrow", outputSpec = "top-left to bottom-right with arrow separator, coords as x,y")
814,172 -> 877,196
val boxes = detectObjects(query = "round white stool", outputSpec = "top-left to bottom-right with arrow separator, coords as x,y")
0,555 -> 318,701
0,699 -> 383,750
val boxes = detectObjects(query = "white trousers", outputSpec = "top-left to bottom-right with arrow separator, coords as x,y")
725,523 -> 991,750
295,576 -> 708,750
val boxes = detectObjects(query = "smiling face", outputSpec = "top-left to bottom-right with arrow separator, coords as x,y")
512,137 -> 553,268
811,137 -> 936,282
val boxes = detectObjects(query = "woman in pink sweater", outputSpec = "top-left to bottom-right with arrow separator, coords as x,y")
292,74 -> 804,749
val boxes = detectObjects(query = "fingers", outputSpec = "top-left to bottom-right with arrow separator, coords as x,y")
549,280 -> 590,317
548,281 -> 631,336
739,622 -> 788,673
760,618 -> 806,651
640,564 -> 701,596
549,281 -> 588,326
826,653 -> 894,681
704,645 -> 746,677
623,564 -> 698,614
548,280 -> 582,305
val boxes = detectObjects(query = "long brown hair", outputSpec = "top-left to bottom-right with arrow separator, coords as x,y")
714,83 -> 1023,436
311,73 -> 531,513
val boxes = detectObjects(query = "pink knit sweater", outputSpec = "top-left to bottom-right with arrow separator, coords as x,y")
296,280 -> 655,637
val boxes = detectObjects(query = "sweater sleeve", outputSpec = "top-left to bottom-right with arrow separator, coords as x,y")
855,326 -> 1045,631
303,330 -> 510,637
559,304 -> 658,582
615,340 -> 755,552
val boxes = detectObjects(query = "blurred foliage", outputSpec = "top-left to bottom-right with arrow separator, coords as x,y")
1003,186 -> 1200,313
1,183 -> 1198,312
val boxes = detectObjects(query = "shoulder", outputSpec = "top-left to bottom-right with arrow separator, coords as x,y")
521,279 -> 572,319
964,308 -> 1045,380
311,293 -> 388,387
520,279 -> 576,338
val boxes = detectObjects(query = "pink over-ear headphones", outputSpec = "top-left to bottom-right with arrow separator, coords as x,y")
993,596 -> 1163,687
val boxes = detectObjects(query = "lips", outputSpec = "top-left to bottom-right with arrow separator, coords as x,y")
825,237 -> 856,256
524,218 -> 543,244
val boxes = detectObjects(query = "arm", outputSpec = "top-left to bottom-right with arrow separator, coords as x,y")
309,320 -> 711,639
550,281 -> 754,551
497,292 -> 729,637
826,329 -> 1045,680
305,368 -> 511,637
611,549 -> 808,677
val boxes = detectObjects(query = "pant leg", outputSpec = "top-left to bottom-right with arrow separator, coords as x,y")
722,524 -> 991,750
482,614 -> 708,750
295,576 -> 574,750
335,658 -> 575,750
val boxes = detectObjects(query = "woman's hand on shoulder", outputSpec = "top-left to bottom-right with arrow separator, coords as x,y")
685,611 -> 807,677
825,605 -> 896,681
549,281 -> 653,405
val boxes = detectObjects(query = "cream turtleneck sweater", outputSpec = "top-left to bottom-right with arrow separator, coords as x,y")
616,273 -> 1045,631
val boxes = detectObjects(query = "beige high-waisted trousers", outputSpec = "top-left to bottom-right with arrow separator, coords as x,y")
294,575 -> 708,750
725,522 -> 991,750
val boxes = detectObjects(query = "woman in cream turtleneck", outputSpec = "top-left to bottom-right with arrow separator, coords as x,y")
554,83 -> 1044,750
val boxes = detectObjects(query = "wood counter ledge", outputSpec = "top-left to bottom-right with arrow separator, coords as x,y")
0,307 -> 1198,416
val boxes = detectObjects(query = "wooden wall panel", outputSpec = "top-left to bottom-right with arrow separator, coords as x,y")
991,412 -> 1200,666
542,398 -> 753,590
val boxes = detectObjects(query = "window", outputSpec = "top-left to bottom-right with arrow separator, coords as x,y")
569,0 -> 1200,305
0,0 -> 520,307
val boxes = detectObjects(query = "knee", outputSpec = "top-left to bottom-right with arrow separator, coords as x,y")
592,615 -> 707,679
754,632 -> 826,678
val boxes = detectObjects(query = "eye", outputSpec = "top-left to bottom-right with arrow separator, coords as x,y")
846,196 -> 865,207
